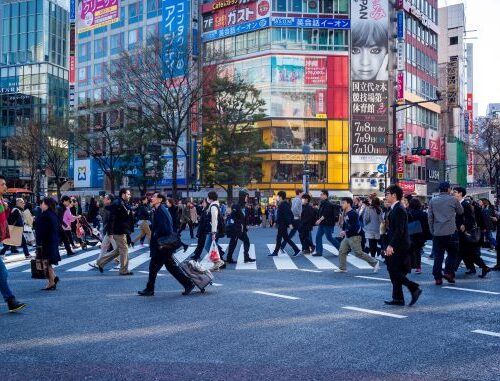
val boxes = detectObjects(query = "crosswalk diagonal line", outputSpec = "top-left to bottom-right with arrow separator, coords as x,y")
110,249 -> 151,271
297,244 -> 338,270
22,247 -> 101,272
67,246 -> 144,272
266,244 -> 298,270
323,244 -> 372,269
236,244 -> 257,270
6,248 -> 71,270
420,257 -> 435,266
174,246 -> 196,263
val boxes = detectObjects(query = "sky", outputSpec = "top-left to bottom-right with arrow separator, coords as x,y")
441,0 -> 500,116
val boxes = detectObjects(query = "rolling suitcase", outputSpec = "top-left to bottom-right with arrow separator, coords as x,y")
174,256 -> 214,293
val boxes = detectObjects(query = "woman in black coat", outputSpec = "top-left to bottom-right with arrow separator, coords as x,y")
36,197 -> 61,290
407,198 -> 431,274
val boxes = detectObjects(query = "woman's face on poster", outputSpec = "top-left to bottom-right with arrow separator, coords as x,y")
351,45 -> 388,81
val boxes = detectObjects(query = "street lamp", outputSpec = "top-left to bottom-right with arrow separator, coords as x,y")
302,143 -> 311,194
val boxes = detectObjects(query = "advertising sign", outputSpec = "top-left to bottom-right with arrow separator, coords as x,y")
396,41 -> 405,71
396,71 -> 404,103
162,0 -> 190,78
74,159 -> 91,188
397,10 -> 404,39
77,0 -> 120,32
272,56 -> 304,83
70,0 -> 76,22
270,17 -> 350,29
69,56 -> 76,83
399,181 -> 415,193
467,151 -> 474,183
466,93 -> 473,111
315,90 -> 326,115
203,0 -> 270,32
157,156 -> 187,186
202,17 -> 269,41
350,0 -> 389,164
305,58 -> 327,85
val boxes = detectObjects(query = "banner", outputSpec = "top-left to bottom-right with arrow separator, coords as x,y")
162,0 -> 191,78
202,0 -> 270,32
305,58 -> 327,85
77,0 -> 120,32
74,159 -> 91,188
270,17 -> 350,29
202,17 -> 269,41
350,0 -> 389,164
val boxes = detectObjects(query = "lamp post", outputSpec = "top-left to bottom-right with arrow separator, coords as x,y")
302,143 -> 311,194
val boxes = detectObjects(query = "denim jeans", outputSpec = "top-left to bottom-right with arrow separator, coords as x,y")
315,225 -> 339,255
0,256 -> 14,302
432,233 -> 459,279
204,233 -> 219,254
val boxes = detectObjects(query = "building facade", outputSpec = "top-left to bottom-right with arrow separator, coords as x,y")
0,0 -> 69,185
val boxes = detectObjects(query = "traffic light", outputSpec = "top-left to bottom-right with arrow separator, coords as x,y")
411,147 -> 431,156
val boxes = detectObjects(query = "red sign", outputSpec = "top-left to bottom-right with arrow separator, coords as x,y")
257,0 -> 270,16
203,2 -> 257,31
305,58 -> 327,85
396,131 -> 404,177
429,139 -> 439,158
315,90 -> 326,114
396,72 -> 404,103
69,56 -> 75,84
467,93 -> 473,111
399,181 -> 415,193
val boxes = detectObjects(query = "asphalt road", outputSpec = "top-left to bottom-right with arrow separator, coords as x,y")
1,227 -> 500,381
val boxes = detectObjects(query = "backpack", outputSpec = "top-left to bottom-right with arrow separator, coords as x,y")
210,204 -> 225,238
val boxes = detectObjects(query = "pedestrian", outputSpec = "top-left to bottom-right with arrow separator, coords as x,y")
133,196 -> 152,245
299,194 -> 316,254
225,190 -> 255,265
22,205 -> 35,246
87,197 -> 99,228
96,188 -> 134,276
363,197 -> 383,258
383,185 -> 422,306
35,197 -> 61,291
70,198 -> 83,248
269,191 -> 300,257
0,175 -> 26,312
138,193 -> 195,296
407,198 -> 430,274
1,198 -> 31,259
166,198 -> 181,233
281,189 -> 303,252
203,192 -> 225,270
428,181 -> 463,285
56,196 -> 75,256
189,201 -> 199,228
336,197 -> 380,273
191,199 -> 209,261
179,200 -> 195,239
479,198 -> 496,250
453,187 -> 490,278
313,190 -> 339,257
89,194 -> 116,269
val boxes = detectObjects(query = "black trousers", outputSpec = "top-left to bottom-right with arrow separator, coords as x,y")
180,222 -> 194,238
192,234 -> 225,261
146,252 -> 192,291
457,236 -> 487,271
387,253 -> 418,302
60,229 -> 74,255
299,227 -> 314,251
281,219 -> 300,250
368,238 -> 380,257
273,226 -> 299,255
227,231 -> 250,261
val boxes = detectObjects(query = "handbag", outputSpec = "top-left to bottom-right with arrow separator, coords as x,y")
208,240 -> 221,263
157,233 -> 182,252
464,226 -> 481,243
2,225 -> 23,246
408,220 -> 423,236
30,246 -> 49,279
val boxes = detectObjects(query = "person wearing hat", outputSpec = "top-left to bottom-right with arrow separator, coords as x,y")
428,181 -> 463,285
224,190 -> 256,267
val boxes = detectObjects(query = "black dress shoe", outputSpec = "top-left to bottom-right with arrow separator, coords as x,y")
443,273 -> 455,284
182,283 -> 195,295
119,271 -> 134,276
384,300 -> 405,306
479,267 -> 491,278
54,277 -> 60,285
244,258 -> 256,263
138,289 -> 154,296
183,244 -> 189,252
409,288 -> 422,306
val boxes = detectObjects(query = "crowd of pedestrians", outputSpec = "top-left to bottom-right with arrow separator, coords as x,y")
1,179 -> 500,312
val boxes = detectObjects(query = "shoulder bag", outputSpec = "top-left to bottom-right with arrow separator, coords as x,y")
30,246 -> 49,279
464,225 -> 481,243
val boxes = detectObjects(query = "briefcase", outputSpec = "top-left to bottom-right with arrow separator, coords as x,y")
30,246 -> 49,279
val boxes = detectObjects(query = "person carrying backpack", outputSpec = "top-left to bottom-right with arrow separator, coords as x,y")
202,191 -> 225,270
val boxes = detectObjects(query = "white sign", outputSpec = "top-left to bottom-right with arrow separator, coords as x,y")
397,41 -> 405,71
74,159 -> 91,188
351,155 -> 387,164
164,157 -> 186,180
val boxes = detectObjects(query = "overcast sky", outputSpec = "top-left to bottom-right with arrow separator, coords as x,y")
441,0 -> 500,116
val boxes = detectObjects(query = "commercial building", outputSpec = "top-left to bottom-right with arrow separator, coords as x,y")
486,103 -> 500,119
0,0 -> 69,187
201,0 -> 351,196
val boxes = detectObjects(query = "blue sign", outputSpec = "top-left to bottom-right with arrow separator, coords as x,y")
271,17 -> 350,29
69,0 -> 75,22
377,164 -> 387,174
397,11 -> 404,40
161,0 -> 190,78
202,18 -> 270,42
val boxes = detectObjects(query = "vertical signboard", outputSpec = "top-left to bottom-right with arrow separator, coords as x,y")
350,0 -> 389,165
69,1 -> 76,110
162,0 -> 190,79
77,0 -> 120,32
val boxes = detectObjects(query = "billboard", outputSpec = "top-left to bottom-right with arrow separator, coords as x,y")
202,0 -> 270,32
350,0 -> 389,165
162,0 -> 191,78
77,0 -> 120,32
74,159 -> 91,188
270,17 -> 350,29
202,17 -> 269,41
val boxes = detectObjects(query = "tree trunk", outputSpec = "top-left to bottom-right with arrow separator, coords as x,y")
109,173 -> 115,194
227,184 -> 234,205
172,148 -> 178,198
56,182 -> 62,200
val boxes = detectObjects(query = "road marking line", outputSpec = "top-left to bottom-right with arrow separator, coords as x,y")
236,244 -> 257,270
443,286 -> 500,295
342,306 -> 407,319
112,250 -> 151,271
69,246 -> 143,272
299,269 -> 323,273
298,244 -> 339,270
212,283 -> 223,287
355,276 -> 391,282
324,244 -> 373,269
253,291 -> 300,300
266,244 -> 298,270
472,329 -> 500,338
5,249 -> 69,270
174,246 -> 196,263
22,248 -> 98,272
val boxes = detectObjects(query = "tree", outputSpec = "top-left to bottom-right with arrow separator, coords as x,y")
200,76 -> 266,203
43,118 -> 70,199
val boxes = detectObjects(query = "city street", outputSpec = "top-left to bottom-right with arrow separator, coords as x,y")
1,227 -> 499,380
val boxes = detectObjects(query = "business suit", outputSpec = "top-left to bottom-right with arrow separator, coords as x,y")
386,202 -> 419,303
271,201 -> 300,256
145,204 -> 193,292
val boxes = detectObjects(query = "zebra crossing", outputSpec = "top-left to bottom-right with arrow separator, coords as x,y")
2,240 -> 498,274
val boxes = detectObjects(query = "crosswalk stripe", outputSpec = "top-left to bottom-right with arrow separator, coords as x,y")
266,244 -> 298,270
109,247 -> 150,271
236,244 -> 257,270
323,244 -> 373,269
67,246 -> 144,272
22,248 -> 101,272
297,244 -> 338,270
174,246 -> 196,263
6,248 -> 72,270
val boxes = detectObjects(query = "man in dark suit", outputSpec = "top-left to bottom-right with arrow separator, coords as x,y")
384,185 -> 422,306
138,193 -> 194,297
269,191 -> 300,256
453,187 -> 490,278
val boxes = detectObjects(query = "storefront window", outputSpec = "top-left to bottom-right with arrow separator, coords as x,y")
271,127 -> 326,150
271,162 -> 326,183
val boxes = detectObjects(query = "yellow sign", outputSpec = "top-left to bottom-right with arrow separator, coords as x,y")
397,173 -> 404,179
316,113 -> 327,119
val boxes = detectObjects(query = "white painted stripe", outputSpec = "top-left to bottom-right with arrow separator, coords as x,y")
212,283 -> 223,287
68,246 -> 143,272
174,246 -> 196,263
299,269 -> 323,273
342,306 -> 407,319
5,248 -> 70,270
323,244 -> 372,269
443,286 -> 500,295
253,291 -> 299,300
200,243 -> 228,270
23,248 -> 100,272
472,329 -> 500,338
298,244 -> 339,270
266,244 -> 298,270
355,276 -> 391,282
236,244 -> 257,270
